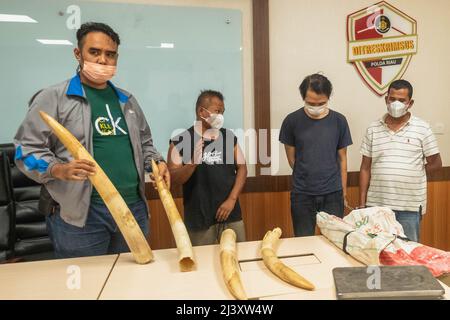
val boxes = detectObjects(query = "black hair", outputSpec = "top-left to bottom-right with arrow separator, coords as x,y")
388,79 -> 413,99
76,22 -> 120,48
195,90 -> 224,113
299,73 -> 333,99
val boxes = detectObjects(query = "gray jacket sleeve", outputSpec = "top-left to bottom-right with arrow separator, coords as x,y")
130,95 -> 164,170
13,88 -> 63,184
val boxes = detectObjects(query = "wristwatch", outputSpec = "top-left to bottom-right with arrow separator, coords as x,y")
145,159 -> 165,173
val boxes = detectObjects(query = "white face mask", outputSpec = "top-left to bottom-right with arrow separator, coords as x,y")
201,108 -> 224,129
387,100 -> 409,118
305,103 -> 328,117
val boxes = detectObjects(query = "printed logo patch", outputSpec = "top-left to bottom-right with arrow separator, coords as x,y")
94,104 -> 127,136
202,150 -> 222,165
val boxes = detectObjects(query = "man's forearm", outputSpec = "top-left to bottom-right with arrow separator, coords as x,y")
288,159 -> 294,169
340,160 -> 348,197
284,145 -> 296,170
359,169 -> 370,206
425,154 -> 442,174
228,165 -> 247,201
341,170 -> 348,198
169,164 -> 197,185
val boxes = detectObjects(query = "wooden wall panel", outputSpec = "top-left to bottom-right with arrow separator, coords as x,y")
421,181 -> 450,250
239,192 -> 293,240
147,198 -> 182,250
253,0 -> 271,176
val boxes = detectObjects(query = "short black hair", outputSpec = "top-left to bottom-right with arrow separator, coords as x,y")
76,22 -> 120,48
299,73 -> 333,99
195,90 -> 224,112
388,79 -> 413,99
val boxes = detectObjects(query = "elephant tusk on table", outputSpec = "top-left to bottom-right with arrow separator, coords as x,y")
151,159 -> 195,272
219,229 -> 248,300
261,227 -> 315,290
39,111 -> 153,265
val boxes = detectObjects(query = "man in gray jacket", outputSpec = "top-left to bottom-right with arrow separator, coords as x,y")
14,22 -> 170,258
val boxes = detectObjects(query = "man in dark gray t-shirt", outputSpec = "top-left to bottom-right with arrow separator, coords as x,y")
279,74 -> 352,237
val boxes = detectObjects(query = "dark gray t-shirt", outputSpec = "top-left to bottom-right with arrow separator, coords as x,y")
279,108 -> 353,195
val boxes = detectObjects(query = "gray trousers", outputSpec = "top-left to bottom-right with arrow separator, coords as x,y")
187,220 -> 246,246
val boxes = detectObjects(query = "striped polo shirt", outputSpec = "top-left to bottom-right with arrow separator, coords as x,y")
360,114 -> 439,214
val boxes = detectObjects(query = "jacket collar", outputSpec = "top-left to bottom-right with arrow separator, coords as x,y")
66,73 -> 129,103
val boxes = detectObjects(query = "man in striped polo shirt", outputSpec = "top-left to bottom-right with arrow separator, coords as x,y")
359,80 -> 442,242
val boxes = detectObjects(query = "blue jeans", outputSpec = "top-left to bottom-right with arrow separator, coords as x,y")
291,190 -> 344,237
393,209 -> 422,243
46,199 -> 149,259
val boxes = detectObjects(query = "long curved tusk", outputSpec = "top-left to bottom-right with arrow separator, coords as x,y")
261,227 -> 315,290
219,229 -> 248,300
39,111 -> 153,264
151,160 -> 195,272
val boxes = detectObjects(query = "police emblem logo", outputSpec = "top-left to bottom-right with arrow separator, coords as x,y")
347,1 -> 418,96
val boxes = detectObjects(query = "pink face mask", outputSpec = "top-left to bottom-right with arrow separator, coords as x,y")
81,61 -> 116,84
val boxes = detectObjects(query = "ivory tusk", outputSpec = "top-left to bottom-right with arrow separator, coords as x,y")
219,229 -> 248,300
39,111 -> 153,264
151,160 -> 195,272
261,227 -> 315,290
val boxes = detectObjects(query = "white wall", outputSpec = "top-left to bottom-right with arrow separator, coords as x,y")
269,0 -> 450,175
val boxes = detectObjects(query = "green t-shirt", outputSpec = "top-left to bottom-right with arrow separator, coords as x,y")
83,84 -> 141,205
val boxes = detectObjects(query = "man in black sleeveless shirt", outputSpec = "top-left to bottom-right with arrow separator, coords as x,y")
167,90 -> 247,246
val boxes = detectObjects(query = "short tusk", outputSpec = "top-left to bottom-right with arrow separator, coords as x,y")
261,227 -> 315,290
39,111 -> 153,264
219,229 -> 248,300
151,160 -> 195,272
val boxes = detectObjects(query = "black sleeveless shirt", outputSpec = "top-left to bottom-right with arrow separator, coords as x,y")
170,126 -> 242,230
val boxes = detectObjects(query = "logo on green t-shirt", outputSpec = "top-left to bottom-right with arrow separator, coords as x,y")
94,104 -> 128,136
